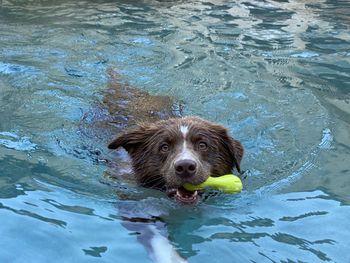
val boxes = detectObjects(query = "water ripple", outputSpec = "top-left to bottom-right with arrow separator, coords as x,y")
0,132 -> 37,151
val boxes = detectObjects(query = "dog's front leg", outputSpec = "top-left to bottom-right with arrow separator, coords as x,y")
122,220 -> 188,263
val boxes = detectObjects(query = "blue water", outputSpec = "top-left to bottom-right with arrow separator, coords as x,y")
1,0 -> 349,262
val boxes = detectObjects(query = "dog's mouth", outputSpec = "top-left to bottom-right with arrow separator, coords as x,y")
166,186 -> 199,205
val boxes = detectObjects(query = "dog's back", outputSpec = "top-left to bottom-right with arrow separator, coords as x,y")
104,69 -> 181,130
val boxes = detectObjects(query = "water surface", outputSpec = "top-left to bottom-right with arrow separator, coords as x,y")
1,0 -> 349,262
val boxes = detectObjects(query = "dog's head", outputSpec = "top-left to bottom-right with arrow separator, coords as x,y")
108,117 -> 244,204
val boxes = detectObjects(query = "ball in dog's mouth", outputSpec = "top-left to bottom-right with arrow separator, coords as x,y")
166,186 -> 199,205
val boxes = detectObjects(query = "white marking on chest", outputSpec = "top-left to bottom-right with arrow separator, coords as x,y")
149,225 -> 188,263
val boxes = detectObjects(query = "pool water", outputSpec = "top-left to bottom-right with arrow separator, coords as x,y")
1,0 -> 349,262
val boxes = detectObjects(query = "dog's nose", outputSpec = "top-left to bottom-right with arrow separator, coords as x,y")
175,159 -> 197,177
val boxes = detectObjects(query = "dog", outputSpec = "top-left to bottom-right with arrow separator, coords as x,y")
102,69 -> 244,262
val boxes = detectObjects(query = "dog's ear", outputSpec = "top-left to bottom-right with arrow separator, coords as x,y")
108,125 -> 155,154
224,136 -> 244,174
211,124 -> 244,174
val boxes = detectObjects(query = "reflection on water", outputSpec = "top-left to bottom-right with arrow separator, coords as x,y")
0,0 -> 349,262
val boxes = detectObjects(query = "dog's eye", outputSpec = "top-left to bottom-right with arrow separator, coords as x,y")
198,141 -> 208,151
160,143 -> 169,153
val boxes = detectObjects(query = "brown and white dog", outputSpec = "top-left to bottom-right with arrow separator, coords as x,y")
102,70 -> 244,262
108,116 -> 244,205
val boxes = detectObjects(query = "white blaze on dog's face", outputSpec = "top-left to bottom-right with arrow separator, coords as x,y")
176,125 -> 198,165
180,125 -> 188,137
108,117 -> 244,204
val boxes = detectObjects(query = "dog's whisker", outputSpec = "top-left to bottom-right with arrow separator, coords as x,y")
142,177 -> 165,187
139,173 -> 166,186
